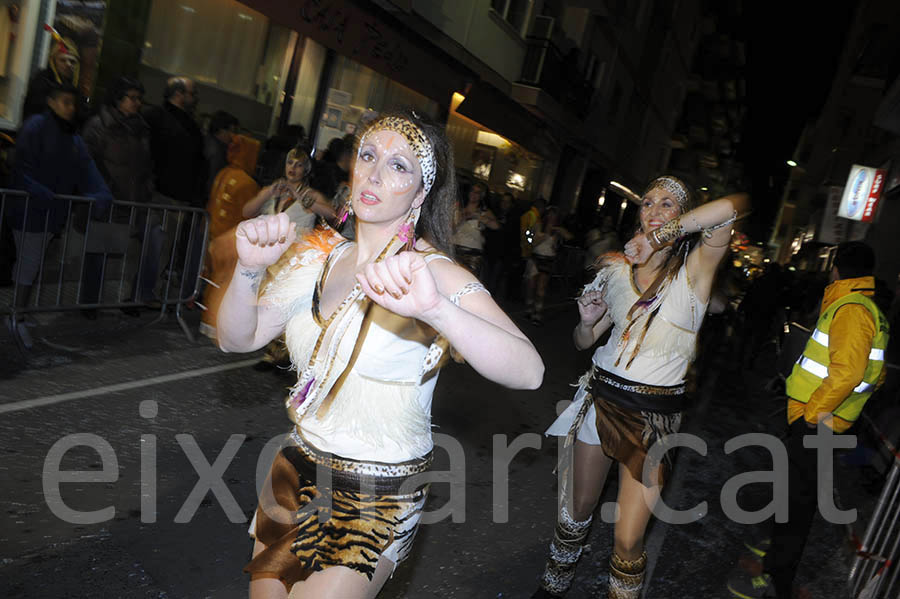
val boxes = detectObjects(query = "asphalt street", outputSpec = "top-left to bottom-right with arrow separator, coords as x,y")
0,303 -> 887,598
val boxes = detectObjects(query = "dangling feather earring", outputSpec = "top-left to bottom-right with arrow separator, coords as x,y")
397,207 -> 420,251
339,195 -> 354,225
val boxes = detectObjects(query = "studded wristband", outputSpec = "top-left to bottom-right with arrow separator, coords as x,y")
648,217 -> 685,250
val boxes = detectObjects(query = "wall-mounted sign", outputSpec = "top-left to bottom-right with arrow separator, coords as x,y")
838,164 -> 886,222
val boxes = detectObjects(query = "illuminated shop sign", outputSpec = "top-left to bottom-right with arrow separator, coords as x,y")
837,164 -> 886,222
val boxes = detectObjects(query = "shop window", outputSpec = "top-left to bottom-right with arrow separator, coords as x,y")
142,0 -> 289,102
491,0 -> 531,37
313,53 -> 437,151
446,94 -> 544,200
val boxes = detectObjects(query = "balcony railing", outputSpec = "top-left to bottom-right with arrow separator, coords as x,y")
518,37 -> 593,118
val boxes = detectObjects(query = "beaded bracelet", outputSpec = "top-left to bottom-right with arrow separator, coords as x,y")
701,210 -> 737,238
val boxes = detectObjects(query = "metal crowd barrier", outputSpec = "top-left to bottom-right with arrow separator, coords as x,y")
0,189 -> 209,346
848,412 -> 900,598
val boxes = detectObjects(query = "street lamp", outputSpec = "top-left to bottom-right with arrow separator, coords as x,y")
786,160 -> 798,167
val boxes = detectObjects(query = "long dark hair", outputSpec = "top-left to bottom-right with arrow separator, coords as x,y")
357,108 -> 457,256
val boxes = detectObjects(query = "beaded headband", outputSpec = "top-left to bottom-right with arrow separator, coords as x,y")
644,176 -> 689,209
360,115 -> 437,196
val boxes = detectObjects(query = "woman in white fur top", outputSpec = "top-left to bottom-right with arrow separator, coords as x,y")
216,109 -> 544,599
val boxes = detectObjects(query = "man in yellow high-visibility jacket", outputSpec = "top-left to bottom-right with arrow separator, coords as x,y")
728,241 -> 889,599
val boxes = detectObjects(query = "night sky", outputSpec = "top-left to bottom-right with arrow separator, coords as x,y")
740,1 -> 858,241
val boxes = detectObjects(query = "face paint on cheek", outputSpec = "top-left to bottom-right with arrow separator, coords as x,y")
363,131 -> 420,196
385,171 -> 416,194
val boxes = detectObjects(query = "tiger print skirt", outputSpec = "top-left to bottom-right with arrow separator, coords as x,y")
244,429 -> 431,589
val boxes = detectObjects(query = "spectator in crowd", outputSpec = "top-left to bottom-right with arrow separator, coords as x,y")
22,32 -> 84,124
483,191 -> 521,300
200,134 -> 261,340
7,83 -> 112,344
451,181 -> 498,277
204,110 -> 239,195
82,76 -> 163,309
143,76 -> 207,299
143,76 -> 205,207
83,77 -> 152,204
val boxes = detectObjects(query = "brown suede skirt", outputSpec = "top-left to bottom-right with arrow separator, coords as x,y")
586,368 -> 685,487
244,431 -> 431,590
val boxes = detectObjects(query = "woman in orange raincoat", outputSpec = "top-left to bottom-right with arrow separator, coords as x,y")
200,134 -> 261,340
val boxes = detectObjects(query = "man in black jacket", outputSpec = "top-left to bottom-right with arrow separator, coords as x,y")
142,77 -> 207,300
143,77 -> 206,206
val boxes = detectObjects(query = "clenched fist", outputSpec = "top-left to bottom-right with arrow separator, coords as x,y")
624,232 -> 654,265
235,213 -> 297,269
577,289 -> 608,327
355,251 -> 442,322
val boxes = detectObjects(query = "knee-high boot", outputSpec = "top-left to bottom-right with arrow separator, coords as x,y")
536,505 -> 593,596
607,551 -> 646,599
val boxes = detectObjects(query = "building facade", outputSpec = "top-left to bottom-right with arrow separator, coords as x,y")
771,0 -> 900,286
7,0 -> 708,218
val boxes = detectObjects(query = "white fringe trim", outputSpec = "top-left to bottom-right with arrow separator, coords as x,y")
308,368 -> 433,455
592,258 -> 697,362
262,246 -> 432,453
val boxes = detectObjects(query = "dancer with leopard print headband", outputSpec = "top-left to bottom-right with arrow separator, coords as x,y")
216,108 -> 544,599
533,177 -> 744,598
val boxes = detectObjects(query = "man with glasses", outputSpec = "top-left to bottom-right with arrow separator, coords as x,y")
83,77 -> 163,312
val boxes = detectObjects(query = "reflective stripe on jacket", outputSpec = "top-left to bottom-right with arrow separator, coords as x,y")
786,276 -> 889,432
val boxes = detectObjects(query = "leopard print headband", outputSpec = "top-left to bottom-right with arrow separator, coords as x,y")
360,115 -> 436,196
